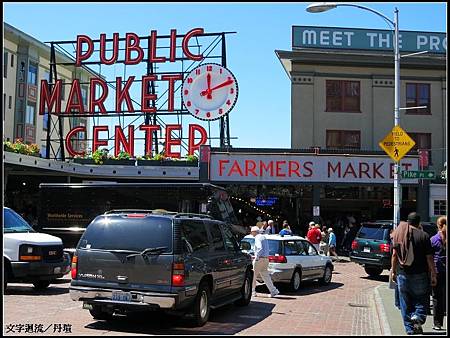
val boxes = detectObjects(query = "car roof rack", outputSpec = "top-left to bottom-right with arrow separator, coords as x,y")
173,213 -> 214,220
103,209 -> 177,215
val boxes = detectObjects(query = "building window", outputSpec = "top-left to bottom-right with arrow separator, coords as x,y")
406,83 -> 431,114
326,80 -> 360,112
8,96 -> 12,109
11,54 -> 14,67
4,51 -> 7,78
26,104 -> 36,125
27,62 -> 38,85
433,200 -> 446,216
409,132 -> 432,163
326,130 -> 361,149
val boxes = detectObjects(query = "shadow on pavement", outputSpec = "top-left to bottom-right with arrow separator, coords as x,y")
4,285 -> 69,296
257,280 -> 344,297
361,274 -> 389,283
85,301 -> 275,335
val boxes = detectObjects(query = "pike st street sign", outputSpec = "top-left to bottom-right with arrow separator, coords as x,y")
401,170 -> 436,179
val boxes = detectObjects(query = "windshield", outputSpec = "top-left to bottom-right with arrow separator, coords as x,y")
357,225 -> 389,241
3,208 -> 35,233
78,215 -> 173,252
240,237 -> 255,251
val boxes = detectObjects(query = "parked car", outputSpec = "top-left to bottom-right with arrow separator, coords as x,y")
69,210 -> 253,327
239,234 -> 333,292
3,207 -> 71,290
350,220 -> 439,277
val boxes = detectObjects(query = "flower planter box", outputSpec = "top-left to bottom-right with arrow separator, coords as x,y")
136,160 -> 198,167
136,160 -> 163,166
102,159 -> 136,166
73,158 -> 96,165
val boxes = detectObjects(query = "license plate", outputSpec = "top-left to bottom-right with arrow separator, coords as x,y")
112,291 -> 132,302
54,267 -> 61,274
363,247 -> 371,253
83,303 -> 93,310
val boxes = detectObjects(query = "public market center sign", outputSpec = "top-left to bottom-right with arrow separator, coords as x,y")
293,26 -> 447,54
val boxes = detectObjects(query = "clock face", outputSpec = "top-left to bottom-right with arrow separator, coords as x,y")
182,63 -> 238,121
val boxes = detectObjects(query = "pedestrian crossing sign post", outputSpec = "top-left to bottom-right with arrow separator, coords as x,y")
379,125 -> 416,162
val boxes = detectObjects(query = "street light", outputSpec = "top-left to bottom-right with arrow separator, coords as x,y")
306,2 -> 402,229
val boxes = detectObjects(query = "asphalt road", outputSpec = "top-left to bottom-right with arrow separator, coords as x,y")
4,260 -> 390,336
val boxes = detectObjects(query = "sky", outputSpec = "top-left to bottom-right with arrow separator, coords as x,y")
3,2 -> 447,155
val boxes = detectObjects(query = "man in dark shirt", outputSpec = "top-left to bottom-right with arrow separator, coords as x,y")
391,212 -> 438,335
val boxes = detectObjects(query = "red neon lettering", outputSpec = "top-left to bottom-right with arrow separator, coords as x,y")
245,160 -> 257,177
260,161 -> 273,176
276,161 -> 286,177
125,33 -> 144,65
99,33 -> 119,65
92,126 -> 109,152
343,163 -> 357,178
188,124 -> 208,155
89,78 -> 108,113
75,35 -> 94,66
161,74 -> 183,112
149,30 -> 166,63
39,79 -> 62,115
139,125 -> 160,157
219,160 -> 230,176
170,29 -> 177,62
182,28 -> 204,61
328,162 -> 341,177
288,161 -> 301,177
65,126 -> 86,157
359,162 -> 370,178
304,161 -> 313,177
141,75 -> 157,113
65,79 -> 84,113
115,76 -> 135,113
373,163 -> 384,178
114,125 -> 135,157
228,161 -> 244,176
165,124 -> 182,158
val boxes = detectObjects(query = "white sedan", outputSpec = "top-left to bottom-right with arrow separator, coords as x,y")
240,234 -> 333,292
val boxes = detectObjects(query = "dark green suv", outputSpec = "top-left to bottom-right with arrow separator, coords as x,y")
349,221 -> 393,277
69,210 -> 253,327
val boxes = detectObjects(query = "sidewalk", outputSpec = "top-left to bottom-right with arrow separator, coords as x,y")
375,283 -> 447,336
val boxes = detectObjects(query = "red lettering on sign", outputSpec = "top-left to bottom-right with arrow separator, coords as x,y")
99,33 -> 119,65
373,163 -> 384,178
89,78 -> 108,114
139,125 -> 160,157
149,30 -> 166,63
65,126 -> 86,157
65,79 -> 84,113
169,29 -> 177,62
115,76 -> 135,113
182,28 -> 204,61
219,160 -> 230,176
276,161 -> 286,177
304,161 -> 313,177
260,161 -> 274,176
188,124 -> 208,155
75,35 -> 94,66
228,161 -> 244,176
92,126 -> 109,152
245,160 -> 257,177
161,74 -> 183,112
288,161 -> 301,177
165,124 -> 182,158
125,33 -> 144,65
343,163 -> 357,178
114,125 -> 135,157
359,162 -> 370,178
39,79 -> 62,115
328,162 -> 341,177
141,75 -> 157,113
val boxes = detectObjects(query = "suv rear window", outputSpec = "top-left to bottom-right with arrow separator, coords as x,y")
357,224 -> 390,241
78,215 -> 173,252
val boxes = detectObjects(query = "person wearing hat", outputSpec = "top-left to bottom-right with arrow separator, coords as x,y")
391,212 -> 437,335
250,226 -> 280,298
327,228 -> 338,258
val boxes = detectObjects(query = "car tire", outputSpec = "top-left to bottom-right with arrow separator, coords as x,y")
319,265 -> 333,285
290,269 -> 302,292
364,266 -> 383,277
89,305 -> 113,320
190,281 -> 211,327
32,281 -> 51,290
235,270 -> 252,306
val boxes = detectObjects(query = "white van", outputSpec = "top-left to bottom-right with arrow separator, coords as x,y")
3,207 -> 71,290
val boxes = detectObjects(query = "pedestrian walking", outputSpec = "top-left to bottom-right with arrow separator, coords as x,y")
319,226 -> 329,255
249,226 -> 280,298
328,228 -> 339,259
265,220 -> 276,234
279,221 -> 292,236
430,216 -> 446,331
391,212 -> 438,335
307,224 -> 322,251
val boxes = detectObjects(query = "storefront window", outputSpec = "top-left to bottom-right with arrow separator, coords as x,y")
27,62 -> 38,85
326,130 -> 361,149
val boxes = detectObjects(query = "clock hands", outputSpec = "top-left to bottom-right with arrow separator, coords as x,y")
200,78 -> 234,98
206,73 -> 212,99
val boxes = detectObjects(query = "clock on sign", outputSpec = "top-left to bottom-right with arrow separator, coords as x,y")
182,63 -> 238,121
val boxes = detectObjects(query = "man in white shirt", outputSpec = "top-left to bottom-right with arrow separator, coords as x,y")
250,226 -> 280,298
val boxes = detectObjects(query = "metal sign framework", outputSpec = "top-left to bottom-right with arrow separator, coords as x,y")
44,31 -> 236,160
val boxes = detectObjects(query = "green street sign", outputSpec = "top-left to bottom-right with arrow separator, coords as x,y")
401,170 -> 436,179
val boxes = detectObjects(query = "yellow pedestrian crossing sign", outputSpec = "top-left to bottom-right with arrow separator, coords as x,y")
379,125 -> 416,162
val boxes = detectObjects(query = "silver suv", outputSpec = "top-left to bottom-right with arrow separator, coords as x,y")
70,210 -> 253,326
240,234 -> 333,292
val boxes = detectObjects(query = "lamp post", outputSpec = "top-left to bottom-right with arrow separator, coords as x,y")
306,3 -> 401,228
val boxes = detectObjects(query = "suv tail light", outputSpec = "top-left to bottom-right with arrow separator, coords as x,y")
351,240 -> 358,250
379,243 -> 390,253
268,255 -> 287,263
172,262 -> 185,287
71,255 -> 78,279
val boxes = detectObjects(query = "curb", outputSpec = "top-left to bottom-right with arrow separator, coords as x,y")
374,285 -> 392,335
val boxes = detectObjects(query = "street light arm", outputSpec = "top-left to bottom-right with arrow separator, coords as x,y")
332,3 -> 395,28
